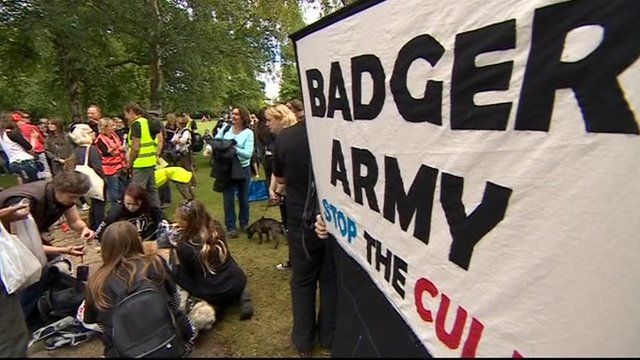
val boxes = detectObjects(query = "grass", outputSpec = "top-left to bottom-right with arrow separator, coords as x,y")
5,122 -> 328,357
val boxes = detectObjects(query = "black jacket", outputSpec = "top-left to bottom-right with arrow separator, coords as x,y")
208,138 -> 245,192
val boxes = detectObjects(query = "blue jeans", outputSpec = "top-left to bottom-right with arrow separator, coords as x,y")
222,166 -> 251,231
105,175 -> 125,208
9,160 -> 41,183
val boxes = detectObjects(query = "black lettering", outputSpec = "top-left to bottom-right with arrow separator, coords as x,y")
392,255 -> 408,299
383,157 -> 438,243
515,0 -> 640,134
451,20 -> 516,130
351,147 -> 380,213
365,231 -> 377,265
440,173 -> 512,270
352,54 -> 386,120
376,238 -> 393,282
306,69 -> 326,117
327,61 -> 353,121
390,34 -> 445,125
330,139 -> 351,196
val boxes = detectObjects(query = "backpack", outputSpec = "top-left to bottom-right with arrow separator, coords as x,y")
37,258 -> 86,324
191,131 -> 204,152
111,277 -> 186,358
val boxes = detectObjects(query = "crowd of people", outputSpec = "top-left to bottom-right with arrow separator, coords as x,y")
0,98 -> 337,358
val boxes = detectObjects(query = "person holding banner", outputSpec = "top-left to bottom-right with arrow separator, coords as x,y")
271,108 -> 337,357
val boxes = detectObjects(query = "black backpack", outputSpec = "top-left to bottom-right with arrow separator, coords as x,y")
191,131 -> 204,152
110,277 -> 186,358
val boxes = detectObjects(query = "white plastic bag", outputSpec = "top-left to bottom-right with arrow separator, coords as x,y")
12,214 -> 47,266
75,146 -> 105,201
0,221 -> 42,294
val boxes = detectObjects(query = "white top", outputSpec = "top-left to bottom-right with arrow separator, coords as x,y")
171,128 -> 191,153
0,131 -> 34,163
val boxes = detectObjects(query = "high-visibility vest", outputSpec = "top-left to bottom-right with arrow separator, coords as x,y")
155,166 -> 193,188
96,132 -> 125,176
128,117 -> 157,168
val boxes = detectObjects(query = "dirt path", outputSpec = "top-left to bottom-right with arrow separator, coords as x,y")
27,215 -> 232,358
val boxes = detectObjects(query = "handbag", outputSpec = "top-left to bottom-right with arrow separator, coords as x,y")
0,220 -> 43,294
248,179 -> 269,202
74,146 -> 105,201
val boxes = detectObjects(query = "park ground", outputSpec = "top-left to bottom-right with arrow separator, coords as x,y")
0,122 -> 328,358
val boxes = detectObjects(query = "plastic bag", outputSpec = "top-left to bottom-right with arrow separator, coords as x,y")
12,214 -> 48,266
0,221 -> 42,294
248,179 -> 269,202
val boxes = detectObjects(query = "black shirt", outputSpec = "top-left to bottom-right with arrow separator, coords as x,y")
273,122 -> 310,227
95,203 -> 163,240
129,118 -> 162,139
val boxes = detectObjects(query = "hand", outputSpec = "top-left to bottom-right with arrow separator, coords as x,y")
0,202 -> 30,221
269,188 -> 282,205
64,244 -> 86,257
80,227 -> 95,242
315,214 -> 329,240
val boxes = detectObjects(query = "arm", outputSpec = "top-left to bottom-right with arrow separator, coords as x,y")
45,138 -> 60,162
89,146 -> 106,178
128,137 -> 141,167
7,131 -> 33,152
64,206 -> 95,242
95,204 -> 123,239
234,130 -> 254,160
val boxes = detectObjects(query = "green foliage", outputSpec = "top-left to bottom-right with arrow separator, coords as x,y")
0,0 -> 305,119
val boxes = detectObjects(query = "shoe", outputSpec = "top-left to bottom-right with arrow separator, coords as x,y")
275,261 -> 291,270
298,351 -> 311,358
321,348 -> 331,357
240,225 -> 249,233
227,229 -> 239,239
160,202 -> 171,209
239,289 -> 254,321
80,204 -> 90,211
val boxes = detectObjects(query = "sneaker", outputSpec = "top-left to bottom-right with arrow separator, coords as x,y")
80,203 -> 90,212
228,229 -> 239,239
276,261 -> 291,270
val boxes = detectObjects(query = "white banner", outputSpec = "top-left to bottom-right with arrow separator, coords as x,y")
294,0 -> 640,356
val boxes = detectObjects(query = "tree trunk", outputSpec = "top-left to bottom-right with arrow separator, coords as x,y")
148,0 -> 162,111
52,34 -> 82,121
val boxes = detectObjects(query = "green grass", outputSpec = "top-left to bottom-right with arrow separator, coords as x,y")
8,122 -> 326,357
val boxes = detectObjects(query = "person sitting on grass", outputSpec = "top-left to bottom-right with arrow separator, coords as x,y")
95,183 -> 165,243
169,199 -> 254,320
83,221 -> 196,358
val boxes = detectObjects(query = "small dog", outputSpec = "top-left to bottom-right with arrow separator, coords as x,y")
246,217 -> 286,249
178,288 -> 216,334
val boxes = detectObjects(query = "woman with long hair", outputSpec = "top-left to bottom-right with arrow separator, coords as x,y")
84,221 -> 196,357
95,183 -> 164,242
44,118 -> 75,176
170,199 -> 253,320
214,106 -> 254,238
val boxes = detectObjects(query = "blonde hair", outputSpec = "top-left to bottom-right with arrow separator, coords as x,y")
98,117 -> 114,134
265,104 -> 297,129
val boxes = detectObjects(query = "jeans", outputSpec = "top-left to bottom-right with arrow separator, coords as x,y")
289,227 -> 337,352
222,166 -> 251,231
9,159 -> 40,183
105,175 -> 125,209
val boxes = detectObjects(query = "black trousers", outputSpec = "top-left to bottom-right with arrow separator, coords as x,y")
289,227 -> 337,353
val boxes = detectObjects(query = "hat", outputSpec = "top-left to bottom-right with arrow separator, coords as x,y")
68,124 -> 94,146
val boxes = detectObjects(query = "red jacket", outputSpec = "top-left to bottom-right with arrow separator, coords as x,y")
95,133 -> 125,176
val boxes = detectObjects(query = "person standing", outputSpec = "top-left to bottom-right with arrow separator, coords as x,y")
69,124 -> 106,231
214,106 -> 254,239
272,116 -> 337,357
124,102 -> 162,211
95,118 -> 126,211
44,118 -> 75,176
171,116 -> 193,180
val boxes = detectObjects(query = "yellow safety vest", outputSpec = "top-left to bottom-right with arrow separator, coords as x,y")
128,117 -> 157,168
155,166 -> 193,188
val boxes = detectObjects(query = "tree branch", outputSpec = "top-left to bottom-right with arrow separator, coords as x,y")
105,59 -> 148,68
